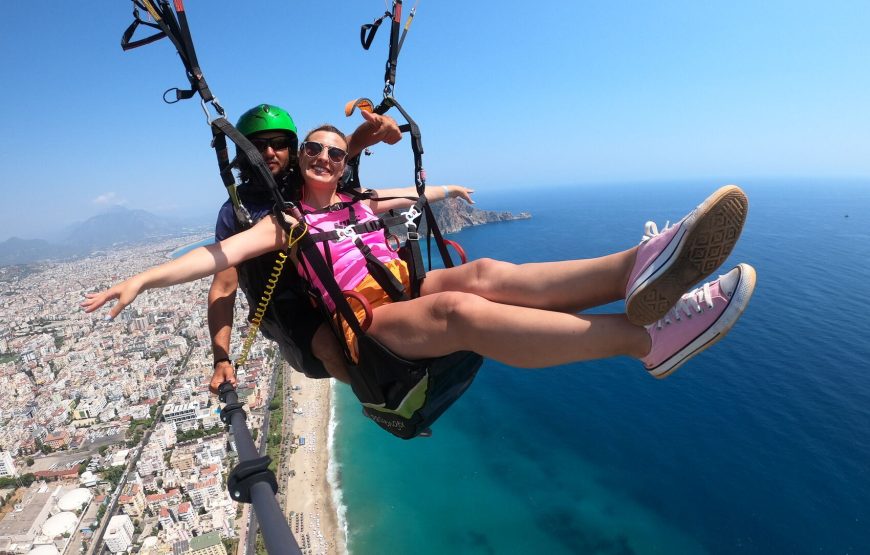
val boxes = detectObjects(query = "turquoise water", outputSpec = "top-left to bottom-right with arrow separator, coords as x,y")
333,180 -> 870,554
170,236 -> 213,258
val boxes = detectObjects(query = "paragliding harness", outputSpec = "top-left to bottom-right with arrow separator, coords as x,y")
121,0 -> 482,439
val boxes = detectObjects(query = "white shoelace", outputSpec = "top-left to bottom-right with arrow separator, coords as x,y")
641,220 -> 671,242
652,282 -> 714,329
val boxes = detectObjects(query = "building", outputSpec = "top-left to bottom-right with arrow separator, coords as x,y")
177,502 -> 195,525
152,423 -> 177,450
158,507 -> 176,530
104,514 -> 134,553
73,396 -> 106,420
188,531 -> 226,555
162,403 -> 200,426
169,450 -> 195,474
57,488 -> 92,513
146,489 -> 182,513
43,431 -> 70,451
119,482 -> 146,518
186,477 -> 222,510
0,451 -> 17,477
0,484 -> 64,552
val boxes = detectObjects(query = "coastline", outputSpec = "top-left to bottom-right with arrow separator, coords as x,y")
283,369 -> 346,554
167,234 -> 213,258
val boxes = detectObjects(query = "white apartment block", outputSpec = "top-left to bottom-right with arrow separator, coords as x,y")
187,477 -> 222,509
104,514 -> 134,553
74,396 -> 107,420
162,402 -> 200,425
152,423 -> 177,450
0,451 -> 17,477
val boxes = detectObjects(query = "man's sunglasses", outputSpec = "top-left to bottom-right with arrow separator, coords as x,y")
250,136 -> 294,152
300,141 -> 348,163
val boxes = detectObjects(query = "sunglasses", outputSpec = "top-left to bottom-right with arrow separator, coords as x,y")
250,136 -> 293,152
300,141 -> 348,163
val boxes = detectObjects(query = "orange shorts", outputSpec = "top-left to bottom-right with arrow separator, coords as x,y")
337,259 -> 411,363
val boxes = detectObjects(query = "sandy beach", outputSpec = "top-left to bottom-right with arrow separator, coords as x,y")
282,369 -> 345,555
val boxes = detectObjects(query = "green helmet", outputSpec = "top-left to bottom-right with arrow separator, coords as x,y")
236,104 -> 297,137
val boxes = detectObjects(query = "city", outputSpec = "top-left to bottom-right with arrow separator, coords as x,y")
0,236 -> 285,555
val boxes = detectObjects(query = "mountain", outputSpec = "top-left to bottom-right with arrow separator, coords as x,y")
64,207 -> 180,248
0,237 -> 72,266
429,198 -> 531,234
0,207 -> 208,267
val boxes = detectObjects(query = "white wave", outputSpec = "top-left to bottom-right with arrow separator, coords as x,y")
327,379 -> 350,554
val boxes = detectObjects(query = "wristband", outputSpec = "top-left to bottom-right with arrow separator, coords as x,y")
213,357 -> 232,369
443,186 -> 451,199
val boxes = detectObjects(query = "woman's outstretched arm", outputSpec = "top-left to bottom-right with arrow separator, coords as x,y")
367,185 -> 475,214
81,215 -> 287,319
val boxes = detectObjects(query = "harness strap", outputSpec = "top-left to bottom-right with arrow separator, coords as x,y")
210,117 -> 295,234
209,123 -> 253,228
294,233 -> 386,404
306,213 -> 407,243
384,1 -> 403,94
354,237 -> 408,302
120,7 -> 165,50
360,11 -> 391,50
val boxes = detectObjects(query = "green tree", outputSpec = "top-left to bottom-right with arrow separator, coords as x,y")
78,458 -> 91,475
102,466 -> 124,487
25,457 -> 34,467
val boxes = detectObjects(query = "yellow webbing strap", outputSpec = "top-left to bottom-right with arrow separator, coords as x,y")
139,0 -> 162,21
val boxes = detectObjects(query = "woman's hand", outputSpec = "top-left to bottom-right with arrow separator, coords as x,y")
445,185 -> 475,204
359,110 -> 402,145
80,277 -> 144,320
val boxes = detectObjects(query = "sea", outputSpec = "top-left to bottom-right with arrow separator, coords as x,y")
328,179 -> 870,555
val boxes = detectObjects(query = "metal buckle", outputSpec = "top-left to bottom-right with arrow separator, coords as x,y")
200,98 -> 225,125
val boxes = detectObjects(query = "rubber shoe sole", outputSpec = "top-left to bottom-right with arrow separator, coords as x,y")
626,185 -> 748,326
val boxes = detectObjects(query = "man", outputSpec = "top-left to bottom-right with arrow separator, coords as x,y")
208,103 -> 401,392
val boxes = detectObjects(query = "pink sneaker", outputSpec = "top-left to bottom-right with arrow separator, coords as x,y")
626,185 -> 748,326
641,263 -> 757,378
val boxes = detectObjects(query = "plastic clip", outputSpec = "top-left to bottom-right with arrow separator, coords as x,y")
401,207 -> 421,240
227,456 -> 278,504
220,402 -> 246,425
335,225 -> 359,242
401,206 -> 421,227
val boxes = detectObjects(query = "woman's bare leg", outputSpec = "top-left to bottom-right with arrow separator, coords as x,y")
310,323 -> 351,383
367,291 -> 650,368
420,248 -> 637,313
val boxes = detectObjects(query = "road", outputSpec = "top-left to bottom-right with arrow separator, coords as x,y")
87,345 -> 193,555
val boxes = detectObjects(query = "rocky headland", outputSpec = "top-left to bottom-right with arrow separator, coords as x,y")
428,198 -> 531,234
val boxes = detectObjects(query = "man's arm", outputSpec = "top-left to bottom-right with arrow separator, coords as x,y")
346,110 -> 402,158
208,266 -> 239,394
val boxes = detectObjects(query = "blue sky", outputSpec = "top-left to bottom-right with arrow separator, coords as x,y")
1,1 -> 868,241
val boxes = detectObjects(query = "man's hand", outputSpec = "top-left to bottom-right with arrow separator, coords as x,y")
210,360 -> 238,395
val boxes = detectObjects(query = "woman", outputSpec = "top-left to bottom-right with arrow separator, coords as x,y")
83,125 -> 757,379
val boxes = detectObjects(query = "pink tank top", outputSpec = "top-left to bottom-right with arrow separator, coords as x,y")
300,194 -> 399,311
